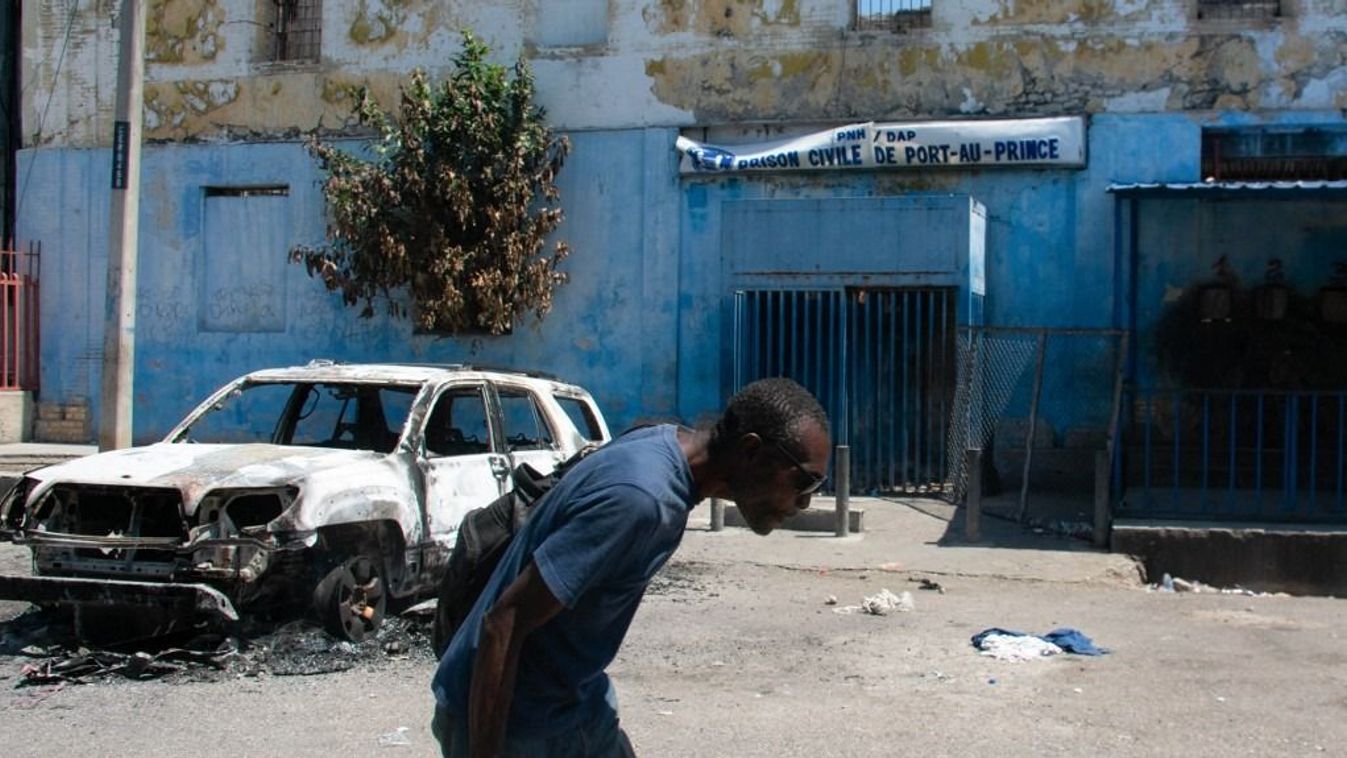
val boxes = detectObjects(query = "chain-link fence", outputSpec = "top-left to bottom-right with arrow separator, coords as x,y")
944,327 -> 1129,528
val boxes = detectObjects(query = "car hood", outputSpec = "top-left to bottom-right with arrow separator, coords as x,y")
25,443 -> 399,516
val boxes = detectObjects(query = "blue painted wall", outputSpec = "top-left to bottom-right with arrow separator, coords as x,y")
18,129 -> 683,442
18,112 -> 1347,443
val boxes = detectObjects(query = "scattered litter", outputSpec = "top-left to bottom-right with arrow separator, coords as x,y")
825,596 -> 838,605
656,710 -> 674,717
988,678 -> 997,685
1024,517 -> 1094,541
833,589 -> 915,616
402,599 -> 438,617
915,578 -> 945,594
878,562 -> 902,572
1073,687 -> 1083,694
1215,696 -> 1226,703
1151,572 -> 1277,596
971,627 -> 1108,659
376,727 -> 411,747
978,634 -> 1062,661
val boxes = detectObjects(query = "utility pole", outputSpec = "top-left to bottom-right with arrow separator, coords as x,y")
98,0 -> 145,450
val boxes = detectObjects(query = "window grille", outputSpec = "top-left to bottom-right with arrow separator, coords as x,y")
272,0 -> 321,62
1202,128 -> 1347,181
855,0 -> 932,32
1197,0 -> 1280,20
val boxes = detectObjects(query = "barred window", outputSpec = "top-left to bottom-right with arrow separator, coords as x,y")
1202,127 -> 1347,181
855,0 -> 932,32
1197,0 -> 1280,20
272,0 -> 321,62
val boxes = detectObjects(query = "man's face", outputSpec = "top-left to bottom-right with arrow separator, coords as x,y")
729,421 -> 831,535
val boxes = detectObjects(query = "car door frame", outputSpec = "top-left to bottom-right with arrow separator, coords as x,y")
414,379 -> 513,546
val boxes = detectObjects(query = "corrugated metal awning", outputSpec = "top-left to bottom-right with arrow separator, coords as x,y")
1108,180 -> 1347,197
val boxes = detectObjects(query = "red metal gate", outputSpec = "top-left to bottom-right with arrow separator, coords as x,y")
0,242 -> 39,390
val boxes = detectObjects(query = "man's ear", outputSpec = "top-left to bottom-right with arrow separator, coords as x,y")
736,432 -> 764,458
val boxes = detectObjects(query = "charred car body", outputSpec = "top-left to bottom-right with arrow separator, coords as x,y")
0,362 -> 609,640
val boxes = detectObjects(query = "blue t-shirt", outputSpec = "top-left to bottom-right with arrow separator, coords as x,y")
431,424 -> 697,738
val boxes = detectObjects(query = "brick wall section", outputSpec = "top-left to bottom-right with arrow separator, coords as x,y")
35,401 -> 92,443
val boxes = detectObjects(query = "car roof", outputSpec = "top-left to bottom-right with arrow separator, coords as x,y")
241,361 -> 579,390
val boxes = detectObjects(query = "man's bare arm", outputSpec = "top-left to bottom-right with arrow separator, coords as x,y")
467,561 -> 565,758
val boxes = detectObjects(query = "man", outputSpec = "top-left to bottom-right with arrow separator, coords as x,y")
431,378 -> 831,757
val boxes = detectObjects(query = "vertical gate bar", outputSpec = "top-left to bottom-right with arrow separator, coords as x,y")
1255,393 -> 1265,515
1172,390 -> 1181,512
903,290 -> 913,490
922,290 -> 932,485
1228,393 -> 1237,509
762,292 -> 774,379
892,291 -> 901,490
1144,390 -> 1152,499
754,293 -> 765,385
917,290 -> 927,487
1281,396 -> 1289,512
738,290 -> 748,390
791,291 -> 802,384
867,291 -> 877,491
1338,393 -> 1345,514
776,291 -> 786,377
887,292 -> 897,490
1310,395 -> 1319,515
1201,393 -> 1210,513
942,290 -> 953,487
841,291 -> 850,465
885,291 -> 893,491
1288,395 -> 1300,513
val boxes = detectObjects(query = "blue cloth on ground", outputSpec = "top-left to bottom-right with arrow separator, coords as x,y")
970,627 -> 1108,656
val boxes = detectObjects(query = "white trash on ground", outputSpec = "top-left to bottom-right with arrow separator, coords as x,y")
978,634 -> 1063,661
833,589 -> 915,616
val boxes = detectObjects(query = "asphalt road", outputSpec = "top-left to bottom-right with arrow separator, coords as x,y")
1,506 -> 1344,757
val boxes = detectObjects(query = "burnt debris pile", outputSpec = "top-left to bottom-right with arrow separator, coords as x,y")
0,607 -> 436,687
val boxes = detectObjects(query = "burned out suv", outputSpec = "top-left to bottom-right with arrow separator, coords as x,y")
0,362 -> 609,640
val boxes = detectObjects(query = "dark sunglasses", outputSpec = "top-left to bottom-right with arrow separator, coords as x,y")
771,440 -> 826,496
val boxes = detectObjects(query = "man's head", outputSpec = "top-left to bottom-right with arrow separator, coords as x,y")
708,378 -> 831,535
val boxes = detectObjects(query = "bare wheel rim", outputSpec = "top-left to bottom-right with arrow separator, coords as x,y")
328,556 -> 386,641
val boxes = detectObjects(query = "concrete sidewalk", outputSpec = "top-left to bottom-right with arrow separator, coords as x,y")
0,442 -> 96,475
680,496 -> 1144,586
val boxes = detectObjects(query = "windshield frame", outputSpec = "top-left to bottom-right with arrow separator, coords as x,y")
166,377 -> 430,452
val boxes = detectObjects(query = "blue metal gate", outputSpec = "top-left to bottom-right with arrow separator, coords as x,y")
734,288 -> 956,494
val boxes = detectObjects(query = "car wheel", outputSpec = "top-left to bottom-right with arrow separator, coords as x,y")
313,555 -> 387,642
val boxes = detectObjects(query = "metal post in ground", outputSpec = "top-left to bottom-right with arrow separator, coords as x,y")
835,445 -> 850,537
965,448 -> 982,541
99,0 -> 147,451
710,497 -> 725,532
1094,450 -> 1110,547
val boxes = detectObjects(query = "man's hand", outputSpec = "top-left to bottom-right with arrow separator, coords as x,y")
467,561 -> 565,758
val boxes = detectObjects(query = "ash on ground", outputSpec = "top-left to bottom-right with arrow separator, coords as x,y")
646,561 -> 711,599
0,606 -> 437,687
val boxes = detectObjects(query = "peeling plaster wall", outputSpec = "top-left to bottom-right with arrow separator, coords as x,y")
21,1 -> 1347,146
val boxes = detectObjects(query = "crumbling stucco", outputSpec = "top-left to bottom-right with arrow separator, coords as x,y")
22,0 -> 1347,145
146,0 -> 224,64
143,73 -> 403,140
644,0 -> 802,37
644,29 -> 1347,122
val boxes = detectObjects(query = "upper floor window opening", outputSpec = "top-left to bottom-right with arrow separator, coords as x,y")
271,0 -> 322,62
1197,0 -> 1281,21
855,0 -> 932,32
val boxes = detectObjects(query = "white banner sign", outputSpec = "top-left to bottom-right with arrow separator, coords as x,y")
676,116 -> 1086,174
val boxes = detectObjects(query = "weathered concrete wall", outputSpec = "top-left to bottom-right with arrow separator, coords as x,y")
21,1 -> 1347,147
